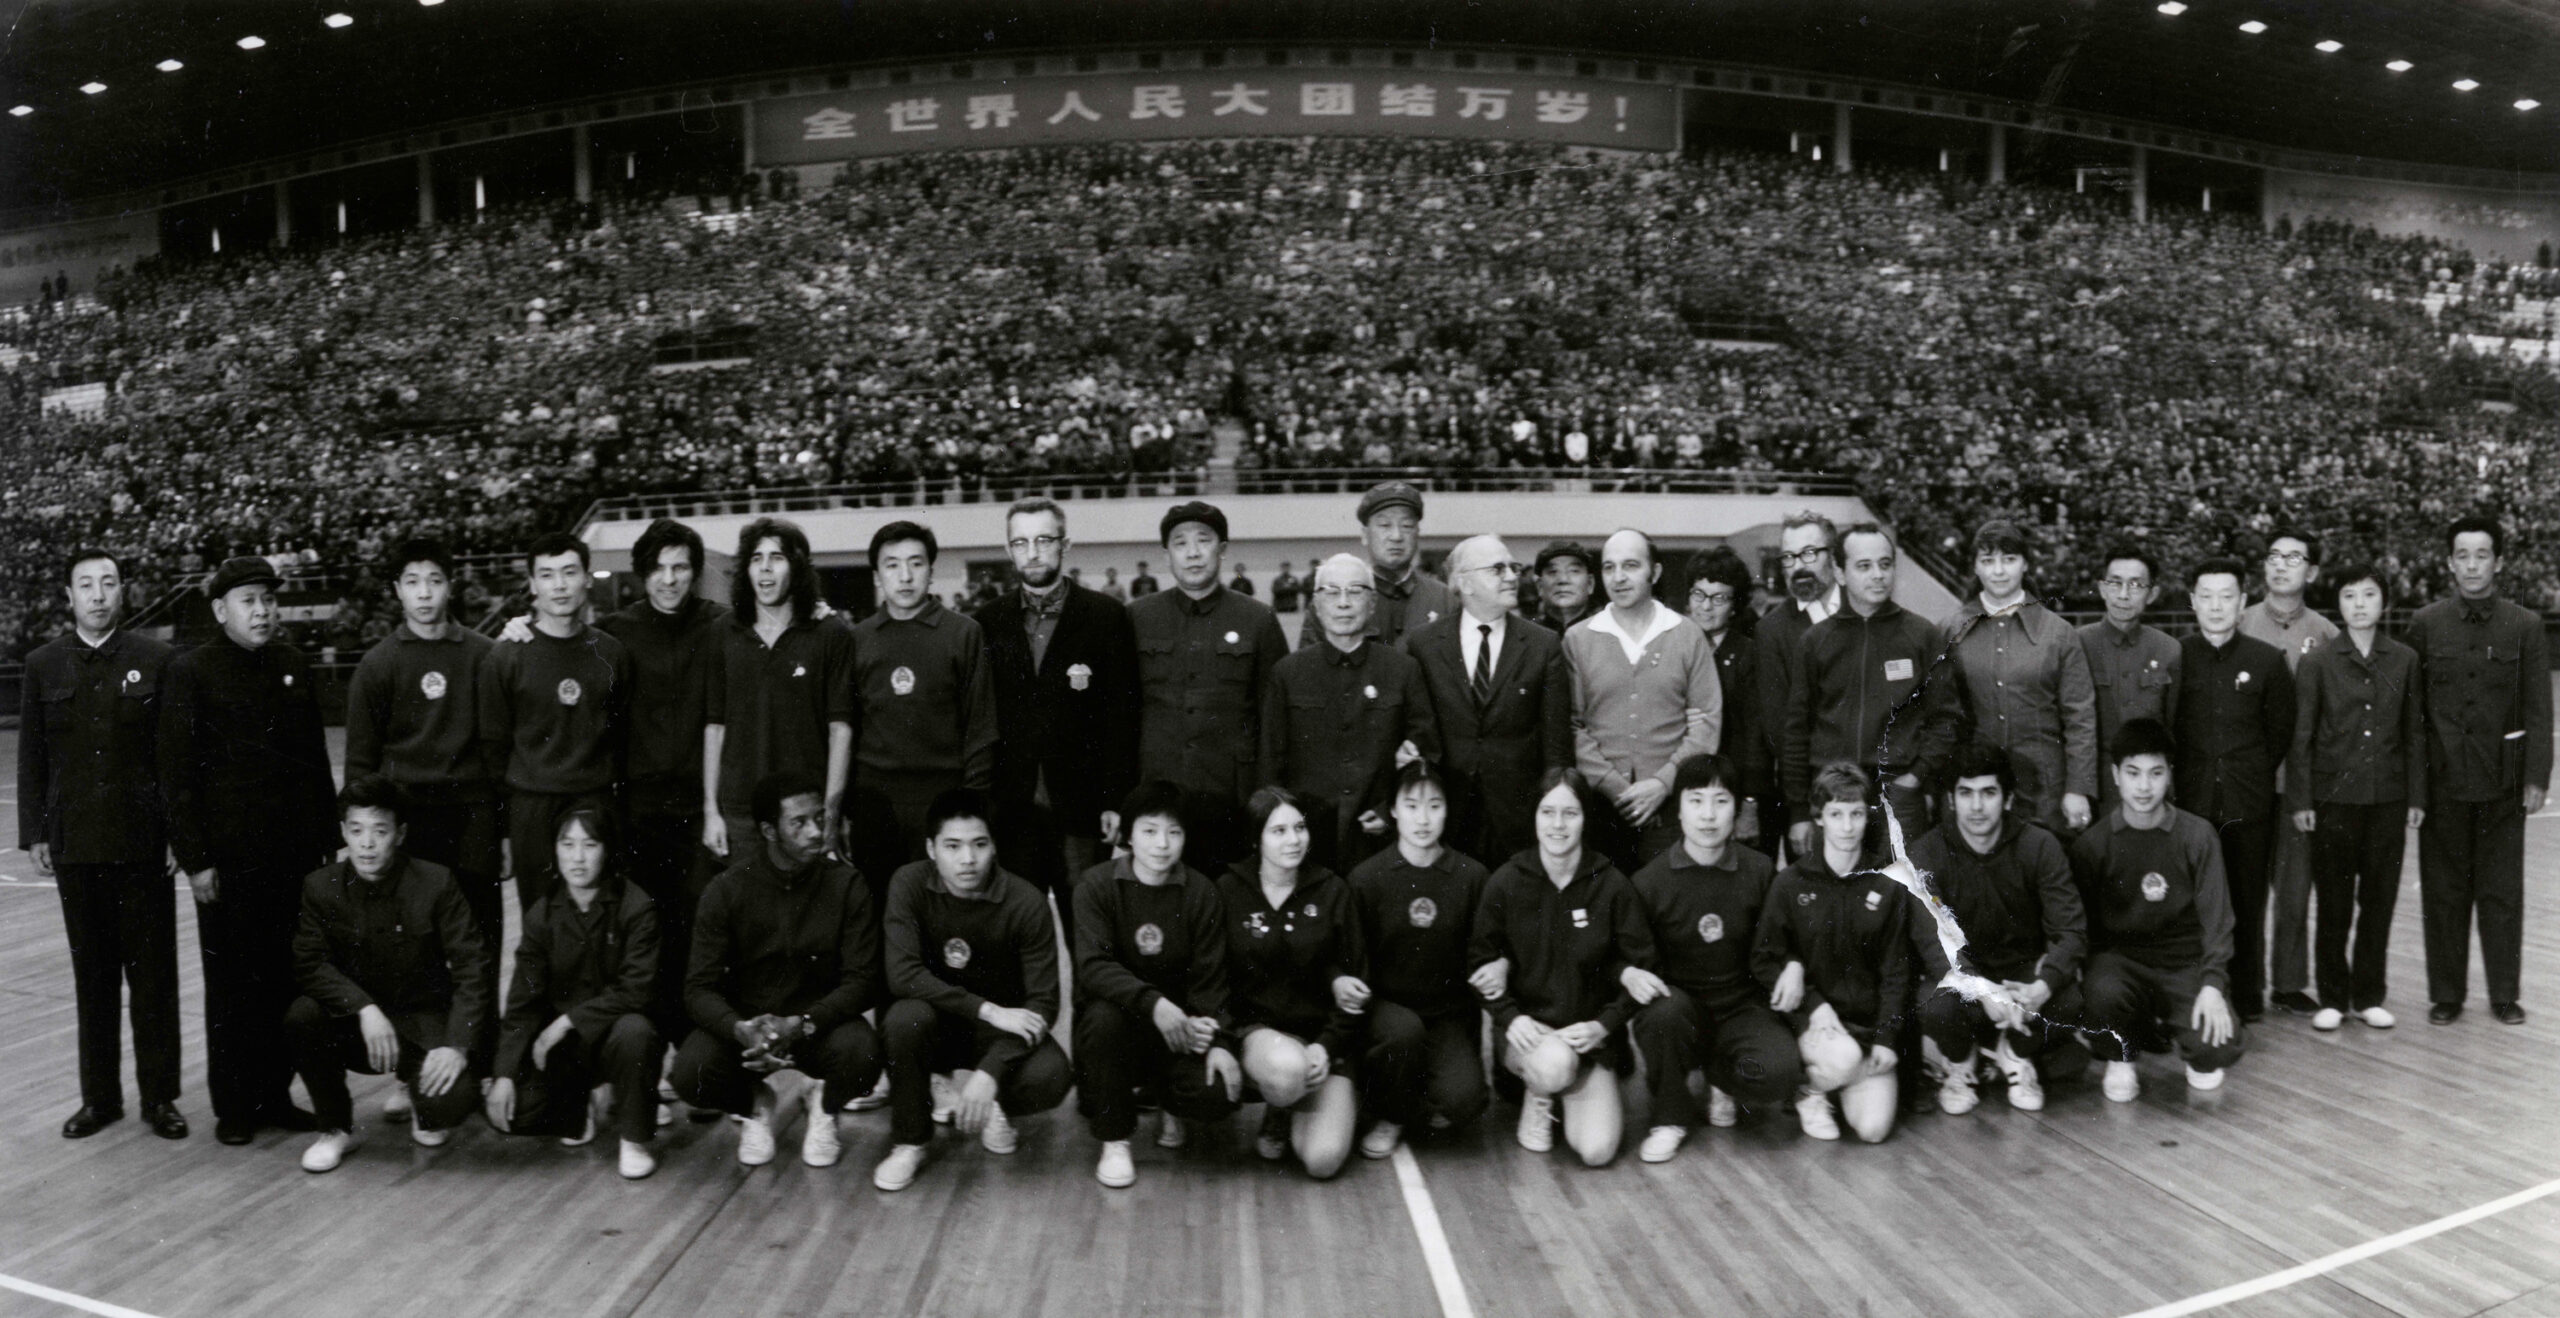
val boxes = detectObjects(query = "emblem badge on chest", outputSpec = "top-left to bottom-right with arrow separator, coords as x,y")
1570,907 -> 1589,929
1245,911 -> 1270,938
556,678 -> 581,706
1697,913 -> 1723,943
2141,872 -> 2169,902
1067,662 -> 1092,692
891,666 -> 917,696
1408,897 -> 1437,929
421,670 -> 447,700
942,937 -> 972,969
1864,889 -> 1883,911
1134,922 -> 1164,955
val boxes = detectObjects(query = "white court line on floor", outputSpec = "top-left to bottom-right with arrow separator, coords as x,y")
1390,1145 -> 1478,1318
0,1271 -> 168,1318
2119,1173 -> 2560,1318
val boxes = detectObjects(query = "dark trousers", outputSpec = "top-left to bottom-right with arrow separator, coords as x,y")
2080,952 -> 2246,1071
2419,795 -> 2527,1006
1072,997 -> 1239,1142
405,796 -> 504,1057
622,780 -> 706,1041
283,996 -> 478,1133
2211,817 -> 2275,1011
196,859 -> 303,1126
1363,1001 -> 1490,1130
1630,987 -> 1802,1127
57,861 -> 182,1110
670,1020 -> 883,1118
850,776 -> 957,922
2311,801 -> 2408,1011
993,792 -> 1099,951
507,789 -> 612,913
501,1014 -> 661,1144
1916,982 -> 2089,1076
881,997 -> 1071,1146
1593,805 -> 1683,879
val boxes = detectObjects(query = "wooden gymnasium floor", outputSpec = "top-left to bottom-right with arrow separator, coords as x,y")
3,728 -> 2559,1318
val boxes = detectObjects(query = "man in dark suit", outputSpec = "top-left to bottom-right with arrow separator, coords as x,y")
977,497 -> 1140,946
2173,557 -> 2296,1024
1402,535 -> 1572,865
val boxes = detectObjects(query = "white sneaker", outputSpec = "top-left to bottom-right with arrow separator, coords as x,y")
1639,1125 -> 1687,1164
2359,1006 -> 2397,1029
1096,1140 -> 1137,1188
1256,1108 -> 1292,1161
980,1106 -> 1018,1155
1705,1086 -> 1738,1129
2103,1060 -> 2140,1103
2185,1065 -> 2226,1092
411,1122 -> 451,1147
1936,1066 -> 1980,1115
1795,1089 -> 1840,1141
802,1083 -> 842,1167
737,1082 -> 779,1167
845,1074 -> 891,1113
560,1106 -> 597,1148
618,1139 -> 657,1180
1360,1121 -> 1403,1160
381,1087 -> 413,1125
1155,1112 -> 1188,1150
2312,1007 -> 2345,1032
301,1128 -> 361,1173
1992,1036 -> 2043,1112
1515,1092 -> 1555,1153
873,1142 -> 927,1191
657,1102 -> 676,1129
929,1073 -> 956,1125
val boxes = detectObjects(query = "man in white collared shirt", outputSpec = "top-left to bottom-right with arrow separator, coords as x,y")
1564,529 -> 1723,871
1403,536 -> 1573,862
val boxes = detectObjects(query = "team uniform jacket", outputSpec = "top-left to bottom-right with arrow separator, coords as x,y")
1626,842 -> 1779,1014
1905,821 -> 2085,990
1214,864 -> 1366,1059
19,628 -> 174,863
686,848 -> 881,1039
2068,808 -> 2237,991
344,624 -> 498,802
1781,601 -> 1962,804
883,861 -> 1061,1074
1469,849 -> 1655,1037
1071,859 -> 1231,1025
1347,845 -> 1492,1019
496,876 -> 660,1079
1752,850 -> 1915,1043
293,856 -> 491,1050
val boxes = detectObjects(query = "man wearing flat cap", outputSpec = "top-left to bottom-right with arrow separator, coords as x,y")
1531,540 -> 1604,637
161,556 -> 340,1144
1129,501 -> 1289,875
1300,482 -> 1455,647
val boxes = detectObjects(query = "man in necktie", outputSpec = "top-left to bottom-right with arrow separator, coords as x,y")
1402,535 -> 1574,864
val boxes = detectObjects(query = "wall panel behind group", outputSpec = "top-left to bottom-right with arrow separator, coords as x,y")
2264,169 -> 2560,263
0,211 -> 157,305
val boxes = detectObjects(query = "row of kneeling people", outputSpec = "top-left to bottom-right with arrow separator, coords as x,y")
286,725 -> 2240,1187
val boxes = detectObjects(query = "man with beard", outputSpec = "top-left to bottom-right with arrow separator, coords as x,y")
1755,511 -> 1846,858
1531,540 -> 1603,636
703,518 -> 854,869
1299,482 -> 1454,645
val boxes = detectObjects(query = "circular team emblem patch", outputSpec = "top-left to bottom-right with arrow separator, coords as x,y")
420,670 -> 447,700
1697,913 -> 1724,944
2141,872 -> 2169,902
1408,897 -> 1438,929
1797,891 -> 1817,906
891,665 -> 917,696
1224,631 -> 1240,644
942,937 -> 972,969
1244,912 -> 1270,938
1303,902 -> 1320,918
1134,923 -> 1164,956
125,668 -> 141,685
556,677 -> 582,707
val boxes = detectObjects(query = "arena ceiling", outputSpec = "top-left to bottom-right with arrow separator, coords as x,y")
2,0 -> 2557,212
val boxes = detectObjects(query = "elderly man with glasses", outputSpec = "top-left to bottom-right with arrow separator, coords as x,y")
1261,555 -> 1443,875
1403,535 -> 1574,863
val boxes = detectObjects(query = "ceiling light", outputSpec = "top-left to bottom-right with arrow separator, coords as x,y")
2314,39 -> 2342,53
9,104 -> 32,117
2386,60 -> 2413,72
419,0 -> 445,7
156,58 -> 183,72
2519,99 -> 2543,111
236,34 -> 266,49
2156,1 -> 2186,13
324,11 -> 354,26
79,81 -> 106,94
2453,78 -> 2480,91
2238,20 -> 2267,34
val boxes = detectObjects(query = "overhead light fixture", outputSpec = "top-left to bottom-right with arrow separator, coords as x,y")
419,0 -> 446,7
2156,1 -> 2186,13
2314,39 -> 2342,53
2453,78 -> 2480,91
324,11 -> 354,26
2238,20 -> 2267,34
2386,60 -> 2414,72
79,81 -> 106,94
236,34 -> 266,49
156,58 -> 184,72
9,104 -> 32,117
2519,98 -> 2543,111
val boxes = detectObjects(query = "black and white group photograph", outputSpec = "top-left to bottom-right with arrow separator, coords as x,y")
1,1 -> 2557,1315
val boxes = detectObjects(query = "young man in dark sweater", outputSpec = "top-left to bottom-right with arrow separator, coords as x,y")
1905,742 -> 2088,1117
2070,719 -> 2244,1102
848,521 -> 999,910
478,533 -> 633,913
287,777 -> 490,1173
1625,753 -> 1801,1163
874,789 -> 1070,1192
1345,762 -> 1496,1160
1752,762 -> 1912,1144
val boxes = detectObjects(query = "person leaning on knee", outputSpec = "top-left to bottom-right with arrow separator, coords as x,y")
1216,788 -> 1366,1180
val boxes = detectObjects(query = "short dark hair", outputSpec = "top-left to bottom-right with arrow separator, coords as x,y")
1971,519 -> 2032,561
1391,759 -> 1449,804
1117,780 -> 1190,838
870,520 -> 938,566
64,547 -> 122,581
2326,561 -> 2389,606
1243,786 -> 1307,847
1685,547 -> 1755,616
526,532 -> 591,572
1531,767 -> 1608,831
337,774 -> 411,824
2108,717 -> 2177,768
732,517 -> 819,625
554,806 -> 615,855
2448,513 -> 2507,558
1833,521 -> 1898,567
1941,741 -> 2018,796
1672,753 -> 1741,798
2098,543 -> 2158,583
1809,762 -> 1872,809
388,537 -> 456,581
2186,556 -> 2248,592
2265,526 -> 2323,565
631,518 -> 706,579
751,769 -> 826,829
924,788 -> 996,839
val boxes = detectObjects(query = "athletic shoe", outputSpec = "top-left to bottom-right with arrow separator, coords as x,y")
845,1075 -> 891,1113
657,1103 -> 676,1129
2358,1007 -> 2397,1029
1096,1140 -> 1136,1189
1705,1086 -> 1739,1129
1256,1108 -> 1292,1161
873,1143 -> 927,1192
411,1123 -> 451,1147
737,1082 -> 779,1167
2311,1007 -> 2344,1032
802,1082 -> 842,1167
2272,991 -> 2321,1016
929,1074 -> 956,1125
1155,1113 -> 1188,1150
1992,1036 -> 2043,1112
2185,1065 -> 2225,1092
980,1106 -> 1018,1155
1360,1121 -> 1403,1160
618,1139 -> 657,1180
1794,1089 -> 1840,1141
2102,1061 -> 2140,1103
561,1103 -> 598,1148
301,1128 -> 361,1173
1638,1125 -> 1687,1164
1516,1093 -> 1556,1153
381,1087 -> 413,1125
1935,1065 -> 1979,1116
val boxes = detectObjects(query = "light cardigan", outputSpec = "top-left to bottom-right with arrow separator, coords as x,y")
1564,605 -> 1723,797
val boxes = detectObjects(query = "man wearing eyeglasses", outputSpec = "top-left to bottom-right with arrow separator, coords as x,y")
975,498 -> 1139,949
1755,511 -> 1845,858
2078,544 -> 2183,813
1404,535 -> 1574,862
1300,482 -> 1455,646
1263,555 -> 1442,874
2239,530 -> 2339,1019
